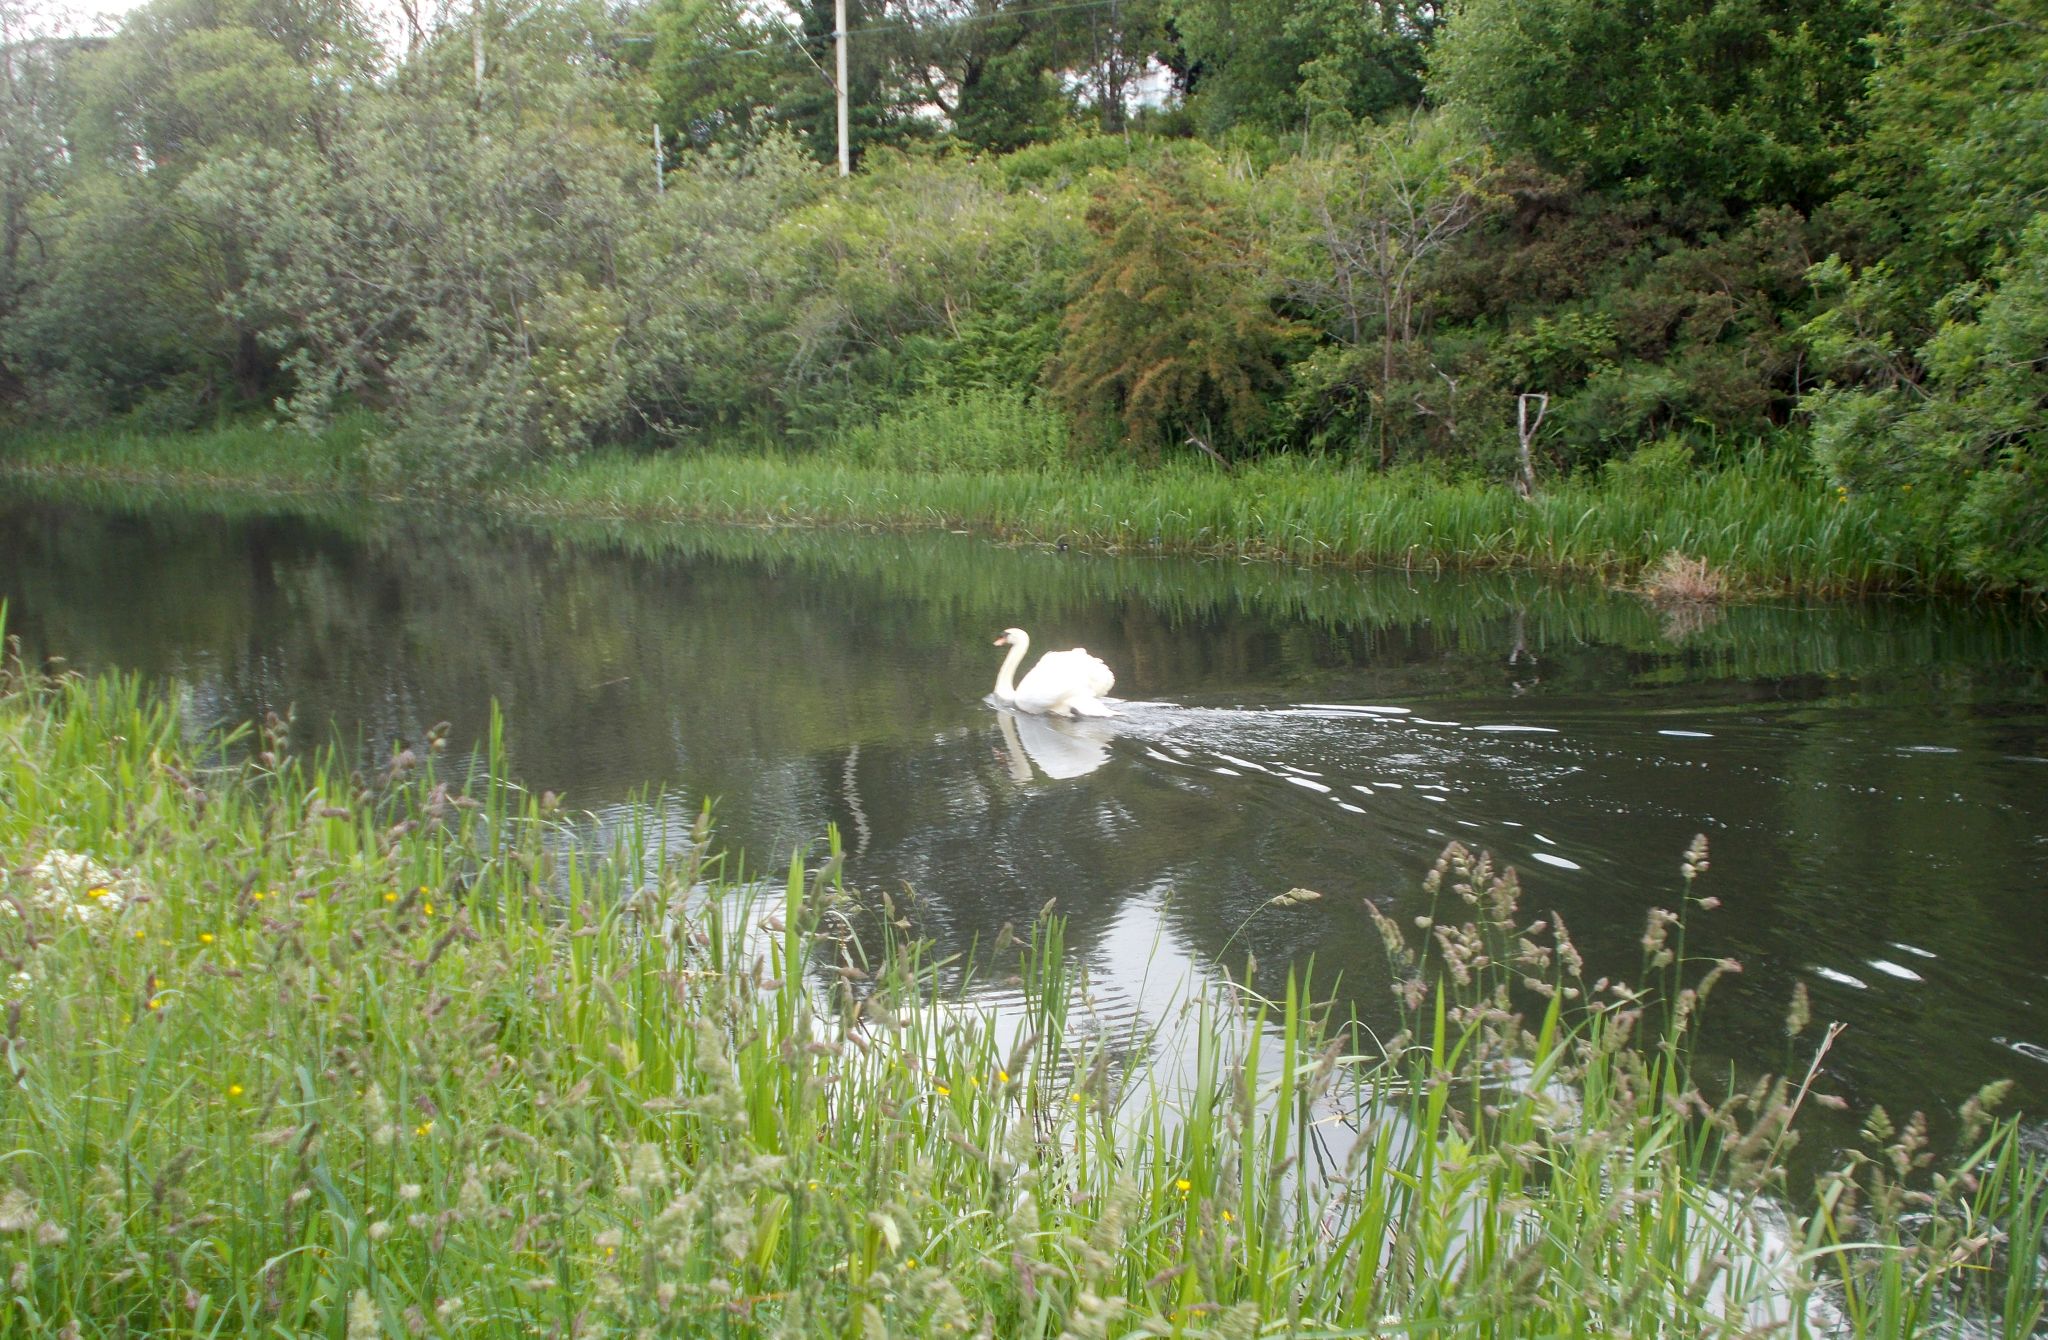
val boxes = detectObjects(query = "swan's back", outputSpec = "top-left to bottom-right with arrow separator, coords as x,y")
1014,647 -> 1116,716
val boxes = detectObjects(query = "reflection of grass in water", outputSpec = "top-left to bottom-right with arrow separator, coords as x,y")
4,644 -> 2040,1336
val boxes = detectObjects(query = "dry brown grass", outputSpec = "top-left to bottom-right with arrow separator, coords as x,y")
1640,549 -> 1733,603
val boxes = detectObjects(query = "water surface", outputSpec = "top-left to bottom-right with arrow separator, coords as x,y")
5,484 -> 2046,1152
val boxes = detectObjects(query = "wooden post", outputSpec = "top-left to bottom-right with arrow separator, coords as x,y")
652,122 -> 663,195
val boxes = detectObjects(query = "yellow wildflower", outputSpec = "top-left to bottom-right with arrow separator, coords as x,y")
228,1084 -> 244,1098
1174,1178 -> 1192,1194
198,933 -> 214,945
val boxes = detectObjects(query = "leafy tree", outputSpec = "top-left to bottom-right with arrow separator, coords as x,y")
196,89 -> 633,478
650,0 -> 792,149
0,3 -> 76,405
1170,0 -> 1433,136
1830,0 -> 2048,308
891,0 -> 1067,152
1427,0 -> 1880,211
1048,148 -> 1303,455
10,0 -> 379,418
1807,220 -> 2048,593
1799,0 -> 2048,593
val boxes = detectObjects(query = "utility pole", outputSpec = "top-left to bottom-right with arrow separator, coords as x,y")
652,122 -> 664,195
834,0 -> 850,177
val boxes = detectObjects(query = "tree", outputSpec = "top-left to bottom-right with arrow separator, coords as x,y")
1048,149 -> 1303,455
650,0 -> 791,149
11,0 -> 380,418
1170,0 -> 1433,136
0,2 -> 79,404
1278,114 -> 1485,464
1799,0 -> 2048,594
1427,0 -> 1880,212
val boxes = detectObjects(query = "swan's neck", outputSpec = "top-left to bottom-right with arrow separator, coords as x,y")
993,634 -> 1030,701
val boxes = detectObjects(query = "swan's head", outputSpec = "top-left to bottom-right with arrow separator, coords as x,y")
993,627 -> 1027,647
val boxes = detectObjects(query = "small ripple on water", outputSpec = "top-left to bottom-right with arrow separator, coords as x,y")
1658,729 -> 1715,738
1812,966 -> 1871,990
1889,941 -> 1939,960
1867,959 -> 1925,983
1529,851 -> 1583,871
1996,1037 -> 2048,1066
1294,703 -> 1412,717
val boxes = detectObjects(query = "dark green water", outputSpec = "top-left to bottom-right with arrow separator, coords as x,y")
5,484 -> 2047,1152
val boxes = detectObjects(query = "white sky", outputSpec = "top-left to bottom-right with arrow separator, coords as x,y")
41,0 -> 141,35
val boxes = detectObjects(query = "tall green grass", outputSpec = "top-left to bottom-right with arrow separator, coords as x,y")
1,643 -> 2040,1335
833,387 -> 1076,473
2,420 -> 1957,595
0,416 -> 371,492
500,449 -> 1941,596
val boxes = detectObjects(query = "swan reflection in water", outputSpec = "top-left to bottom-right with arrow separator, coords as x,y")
995,706 -> 1118,780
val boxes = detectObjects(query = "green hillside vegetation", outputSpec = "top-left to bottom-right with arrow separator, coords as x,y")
0,0 -> 2042,593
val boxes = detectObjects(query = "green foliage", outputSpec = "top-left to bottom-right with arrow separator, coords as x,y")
1169,0 -> 1432,135
0,0 -> 2042,586
1807,217 -> 2048,595
186,77 -> 657,484
1428,0 -> 1881,211
830,385 -> 1074,471
759,153 -> 1088,437
1839,0 -> 2048,292
1797,0 -> 2048,595
1267,114 -> 1490,465
1049,148 -> 1304,456
3,666 -> 2040,1334
650,0 -> 784,148
3,0 -> 378,421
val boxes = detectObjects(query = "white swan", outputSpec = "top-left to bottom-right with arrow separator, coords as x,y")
991,627 -> 1117,717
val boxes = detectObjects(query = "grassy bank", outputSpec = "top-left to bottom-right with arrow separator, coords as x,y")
0,422 -> 1948,597
2,645 -> 2042,1336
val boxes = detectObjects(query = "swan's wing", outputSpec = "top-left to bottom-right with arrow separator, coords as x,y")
1013,648 -> 1116,714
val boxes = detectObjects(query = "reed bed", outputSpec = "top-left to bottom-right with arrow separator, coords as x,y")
500,450 -> 1936,596
1,636 -> 2040,1337
0,420 -> 369,493
2,423 -> 1950,595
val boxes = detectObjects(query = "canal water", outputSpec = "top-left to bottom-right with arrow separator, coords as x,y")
4,483 -> 2045,1155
